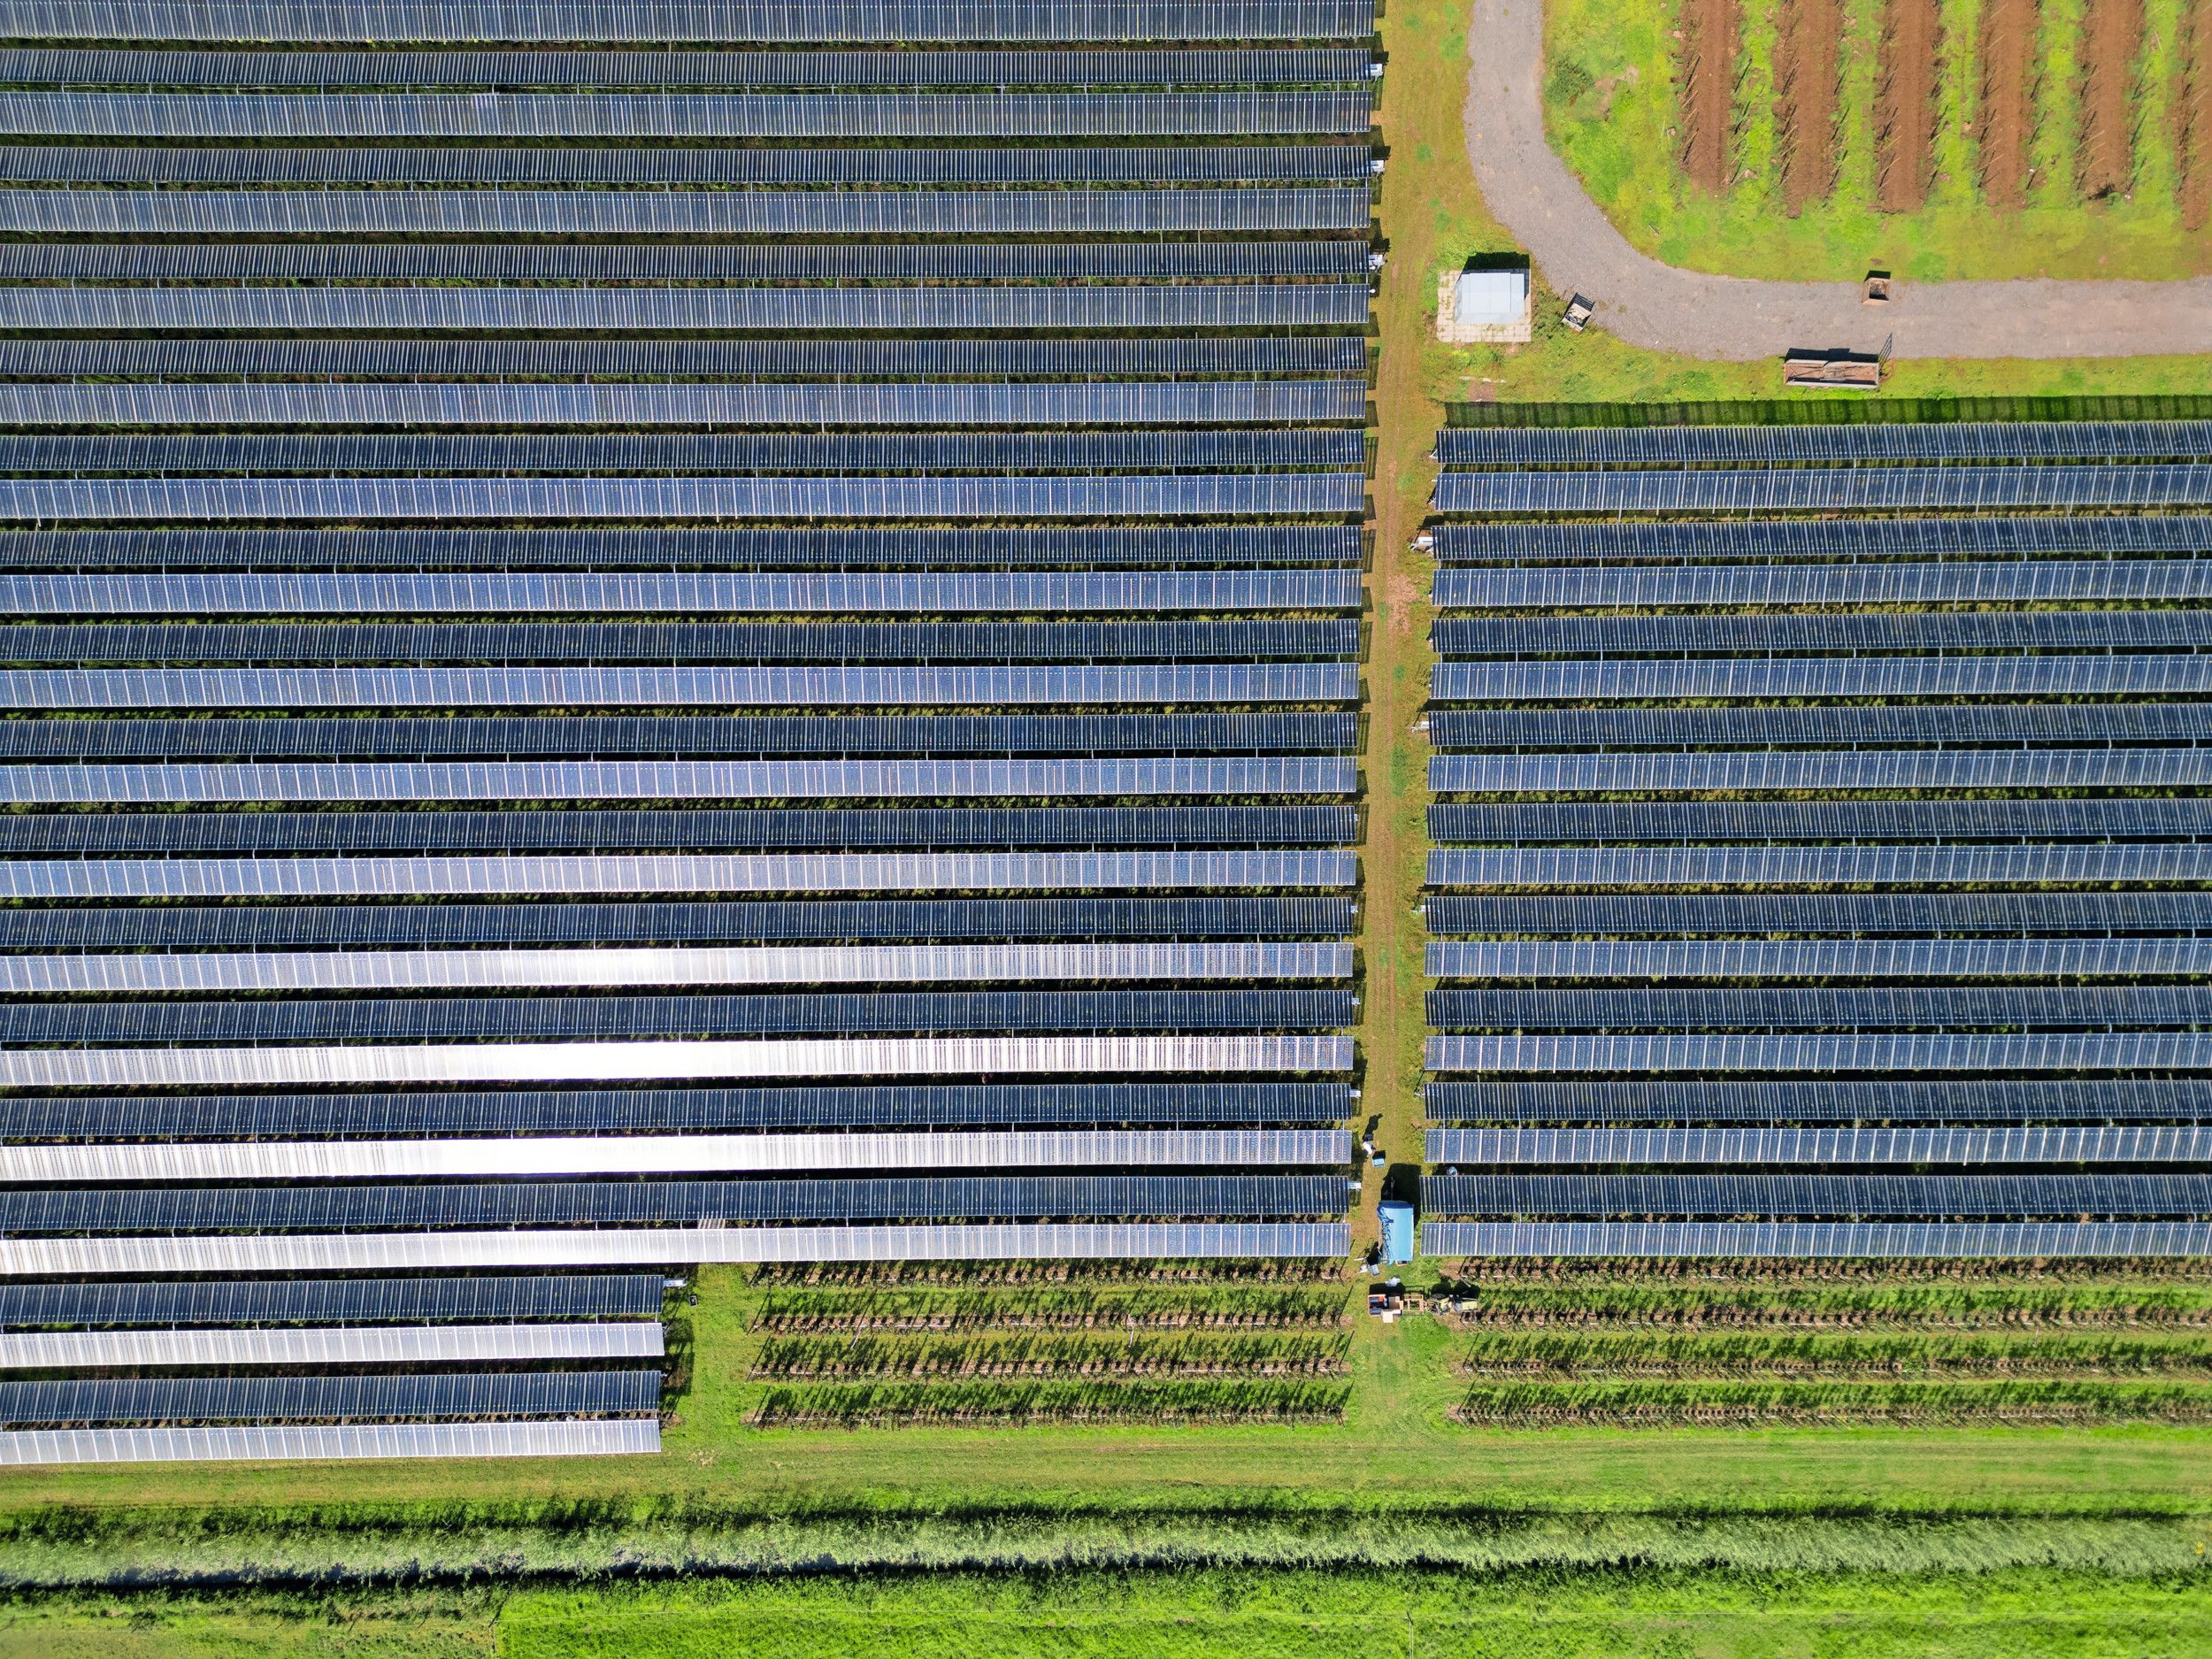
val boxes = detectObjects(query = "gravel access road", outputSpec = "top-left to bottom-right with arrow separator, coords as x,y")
1463,0 -> 2212,361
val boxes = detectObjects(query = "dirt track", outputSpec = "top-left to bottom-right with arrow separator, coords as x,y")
1678,0 -> 1742,189
2078,0 -> 2145,199
1777,0 -> 1843,209
1878,0 -> 1940,208
1978,0 -> 2039,208
1465,0 -> 2212,358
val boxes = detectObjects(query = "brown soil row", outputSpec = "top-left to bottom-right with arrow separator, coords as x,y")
1677,0 -> 1742,189
2184,0 -> 2212,227
1776,0 -> 1844,208
1878,0 -> 1942,208
1980,0 -> 2040,207
2078,0 -> 2146,198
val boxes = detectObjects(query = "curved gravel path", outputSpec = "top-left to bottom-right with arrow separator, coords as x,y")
1463,0 -> 2212,361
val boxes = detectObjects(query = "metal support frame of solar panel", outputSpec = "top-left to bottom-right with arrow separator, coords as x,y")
1425,798 -> 2212,845
0,1082 -> 1356,1142
1419,1173 -> 2212,1219
0,1224 -> 1357,1279
0,526 -> 1371,572
0,849 -> 1360,900
1425,986 -> 2212,1033
0,664 -> 1363,710
0,1128 -> 1353,1185
0,1175 -> 1349,1235
0,4 -> 1385,46
0,712 -> 1355,759
0,281 -> 1374,330
0,475 -> 1367,522
0,239 -> 1378,283
0,804 -> 1357,853
1420,1222 -> 2212,1261
0,433 -> 1368,480
1427,1125 -> 2212,1167
0,574 -> 1364,621
1424,1032 -> 2212,1074
0,618 -> 1355,664
0,941 -> 1353,997
1427,514 -> 2212,564
0,896 -> 1355,951
0,1323 -> 667,1372
0,339 -> 1371,385
0,47 -> 1379,87
1432,557 -> 2212,610
0,1371 -> 658,1428
0,1420 -> 661,1466
0,142 -> 1379,186
1433,420 -> 2212,466
1423,1079 -> 2212,1127
0,1275 -> 664,1330
1432,465 -> 2212,515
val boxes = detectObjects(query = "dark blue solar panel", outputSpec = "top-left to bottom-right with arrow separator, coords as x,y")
1426,986 -> 2212,1033
0,1275 -> 663,1328
1419,1173 -> 2212,1218
0,1371 -> 657,1427
1421,1079 -> 2212,1127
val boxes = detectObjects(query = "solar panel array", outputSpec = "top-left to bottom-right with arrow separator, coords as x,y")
0,0 -> 1371,1463
1422,416 -> 2212,1259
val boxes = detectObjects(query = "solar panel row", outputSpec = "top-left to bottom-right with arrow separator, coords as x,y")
1425,418 -> 2212,1255
0,0 -> 1377,1460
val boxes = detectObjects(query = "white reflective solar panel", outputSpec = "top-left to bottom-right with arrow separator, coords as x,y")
0,849 -> 1357,899
0,941 -> 1353,995
1425,843 -> 2212,890
0,1418 -> 661,1465
0,1321 -> 665,1371
0,1128 -> 1355,1183
0,1222 -> 1356,1277
0,1033 -> 1354,1088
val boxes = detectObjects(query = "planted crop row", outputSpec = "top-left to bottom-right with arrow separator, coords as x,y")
753,1331 -> 1349,1381
750,1258 -> 1334,1289
753,1285 -> 1350,1333
1441,1280 -> 2212,1327
752,1379 -> 1349,1427
1456,1379 -> 2212,1425
1455,1328 -> 2212,1379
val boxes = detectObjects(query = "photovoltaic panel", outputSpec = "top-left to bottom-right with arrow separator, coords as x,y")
0,1081 -> 1355,1141
1425,1125 -> 2212,1167
1425,1033 -> 2212,1074
0,1322 -> 665,1371
0,1223 -> 1358,1278
0,525 -> 1368,572
1427,514 -> 2212,563
0,804 -> 1357,853
1434,420 -> 2212,466
0,1174 -> 1348,1233
1432,608 -> 2212,656
0,237 -> 1376,283
0,1275 -> 663,1329
1421,1078 -> 2212,1126
1428,747 -> 2212,795
1426,984 -> 2212,1033
1432,654 -> 2212,703
1430,701 -> 2212,751
1432,464 -> 2212,514
1421,1221 -> 2212,1260
0,1419 -> 661,1464
1425,892 -> 2212,940
1418,1172 -> 2212,1217
1434,558 -> 2212,611
0,1370 -> 658,1426
1425,843 -> 2212,889
1427,938 -> 2212,982
0,4 -> 1386,46
1425,797 -> 2212,845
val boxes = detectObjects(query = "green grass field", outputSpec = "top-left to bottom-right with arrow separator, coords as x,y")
1540,0 -> 2212,280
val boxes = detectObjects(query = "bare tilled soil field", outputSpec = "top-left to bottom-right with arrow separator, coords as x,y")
1776,0 -> 1844,209
1677,0 -> 1742,188
2079,0 -> 2147,198
2185,0 -> 2212,225
1878,0 -> 1941,208
1978,0 -> 2040,205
